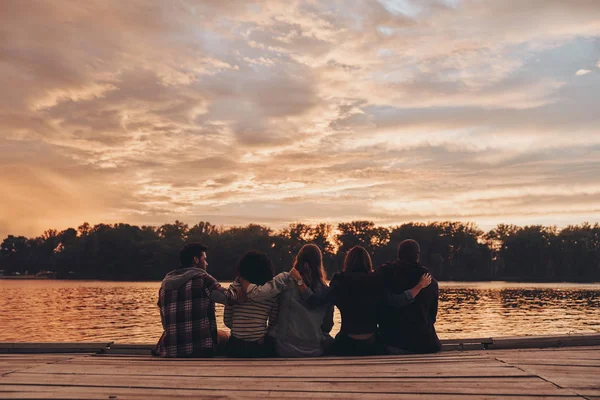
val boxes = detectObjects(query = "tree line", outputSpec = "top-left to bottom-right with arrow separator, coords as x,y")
1,221 -> 599,282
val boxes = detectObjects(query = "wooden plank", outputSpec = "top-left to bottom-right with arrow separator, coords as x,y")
489,334 -> 600,350
5,368 -> 530,379
0,363 -> 44,373
61,356 -> 490,367
0,343 -> 112,354
0,343 -> 112,349
72,353 -> 488,365
0,355 -> 78,361
98,350 -> 486,360
489,348 -> 600,358
505,364 -> 600,390
0,376 -> 577,396
16,358 -> 527,378
106,344 -> 153,355
4,375 -> 539,391
442,343 -> 486,351
575,390 -> 600,397
442,338 -> 493,345
495,357 -> 600,367
0,386 -> 586,400
0,346 -> 596,399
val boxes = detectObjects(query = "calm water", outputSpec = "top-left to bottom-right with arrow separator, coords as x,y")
0,280 -> 598,343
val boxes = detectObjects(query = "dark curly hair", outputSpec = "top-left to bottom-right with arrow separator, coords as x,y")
237,251 -> 274,285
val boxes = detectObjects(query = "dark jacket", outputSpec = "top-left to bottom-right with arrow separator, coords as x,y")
325,272 -> 383,335
376,260 -> 441,353
301,272 -> 415,336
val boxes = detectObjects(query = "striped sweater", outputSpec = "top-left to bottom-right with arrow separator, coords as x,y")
224,280 -> 279,341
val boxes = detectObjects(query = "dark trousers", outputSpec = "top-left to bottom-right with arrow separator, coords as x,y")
225,335 -> 274,358
330,333 -> 381,356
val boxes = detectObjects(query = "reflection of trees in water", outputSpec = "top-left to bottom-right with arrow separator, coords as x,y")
498,289 -> 598,309
436,287 -> 600,338
2,281 -> 599,342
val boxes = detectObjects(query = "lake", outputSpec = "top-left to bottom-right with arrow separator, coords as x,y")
1,280 -> 598,343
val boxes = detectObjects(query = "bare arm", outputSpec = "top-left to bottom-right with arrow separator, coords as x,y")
411,273 -> 432,299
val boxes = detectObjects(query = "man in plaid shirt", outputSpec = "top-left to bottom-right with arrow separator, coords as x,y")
153,243 -> 244,357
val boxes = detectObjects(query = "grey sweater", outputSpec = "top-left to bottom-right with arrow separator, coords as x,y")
245,272 -> 334,354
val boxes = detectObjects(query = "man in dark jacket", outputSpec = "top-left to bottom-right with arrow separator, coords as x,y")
377,239 -> 441,354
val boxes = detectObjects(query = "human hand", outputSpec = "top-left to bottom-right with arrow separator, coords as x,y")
289,268 -> 302,281
418,273 -> 432,289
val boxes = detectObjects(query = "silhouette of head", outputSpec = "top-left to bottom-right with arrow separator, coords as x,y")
237,251 -> 274,285
293,244 -> 327,290
180,243 -> 208,269
397,239 -> 420,263
343,246 -> 373,273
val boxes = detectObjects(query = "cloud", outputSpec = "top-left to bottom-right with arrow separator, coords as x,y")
576,69 -> 592,75
1,0 -> 600,237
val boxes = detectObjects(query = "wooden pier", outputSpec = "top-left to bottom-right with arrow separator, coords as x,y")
1,334 -> 599,399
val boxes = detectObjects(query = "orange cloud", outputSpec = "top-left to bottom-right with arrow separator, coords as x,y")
1,0 -> 600,237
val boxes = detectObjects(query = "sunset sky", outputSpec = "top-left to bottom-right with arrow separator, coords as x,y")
1,0 -> 599,238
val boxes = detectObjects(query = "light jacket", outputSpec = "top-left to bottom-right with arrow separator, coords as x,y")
246,272 -> 334,351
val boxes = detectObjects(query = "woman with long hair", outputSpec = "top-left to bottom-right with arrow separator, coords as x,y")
240,244 -> 334,357
291,245 -> 431,356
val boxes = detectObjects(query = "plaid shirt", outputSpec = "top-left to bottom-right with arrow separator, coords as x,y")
154,269 -> 236,357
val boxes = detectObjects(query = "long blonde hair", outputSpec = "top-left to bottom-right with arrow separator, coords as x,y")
293,244 -> 328,290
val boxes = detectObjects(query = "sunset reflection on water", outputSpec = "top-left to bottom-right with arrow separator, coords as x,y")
1,280 -> 598,343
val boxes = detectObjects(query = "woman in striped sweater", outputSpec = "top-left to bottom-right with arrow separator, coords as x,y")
242,244 -> 335,357
224,251 -> 279,358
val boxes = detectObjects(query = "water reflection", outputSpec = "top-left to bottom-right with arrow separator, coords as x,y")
1,280 -> 598,343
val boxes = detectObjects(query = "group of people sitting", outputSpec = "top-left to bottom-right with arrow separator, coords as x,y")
153,239 -> 441,358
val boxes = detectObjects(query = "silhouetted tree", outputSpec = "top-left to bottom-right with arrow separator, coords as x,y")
1,220 -> 598,282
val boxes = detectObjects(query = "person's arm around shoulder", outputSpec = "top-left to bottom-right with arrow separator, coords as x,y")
241,271 -> 293,301
223,283 -> 235,329
385,273 -> 432,308
292,268 -> 336,308
205,273 -> 245,305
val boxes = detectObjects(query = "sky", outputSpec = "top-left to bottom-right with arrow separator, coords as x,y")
1,0 -> 600,238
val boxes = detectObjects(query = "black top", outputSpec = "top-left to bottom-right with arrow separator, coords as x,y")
302,271 -> 414,335
376,260 -> 441,353
329,272 -> 383,335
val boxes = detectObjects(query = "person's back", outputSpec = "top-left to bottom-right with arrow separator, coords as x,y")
243,244 -> 334,357
329,272 -> 382,335
224,251 -> 279,357
154,243 -> 239,358
377,240 -> 441,354
275,279 -> 333,355
295,245 -> 432,357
